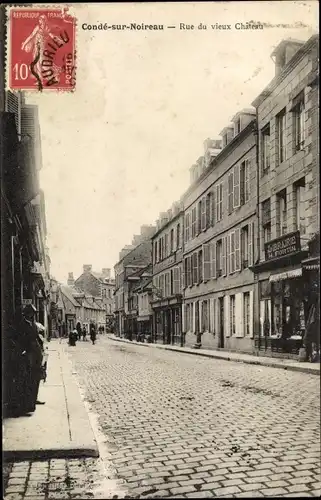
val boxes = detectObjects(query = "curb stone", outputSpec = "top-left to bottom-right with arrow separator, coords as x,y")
107,336 -> 320,376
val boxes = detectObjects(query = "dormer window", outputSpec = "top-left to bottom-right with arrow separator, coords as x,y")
234,117 -> 241,136
223,134 -> 228,147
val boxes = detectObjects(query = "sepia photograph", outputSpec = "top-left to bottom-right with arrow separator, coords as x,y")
1,1 -> 320,499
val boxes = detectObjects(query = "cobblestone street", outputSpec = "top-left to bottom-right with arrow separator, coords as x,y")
4,337 -> 321,499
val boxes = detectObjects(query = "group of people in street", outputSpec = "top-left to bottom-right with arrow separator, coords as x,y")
4,304 -> 48,418
68,322 -> 97,346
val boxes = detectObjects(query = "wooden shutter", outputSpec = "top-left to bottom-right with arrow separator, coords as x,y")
230,232 -> 235,273
209,298 -> 215,333
227,234 -> 231,275
201,197 -> 206,231
235,228 -> 241,271
182,303 -> 185,333
249,290 -> 254,338
188,256 -> 192,287
210,241 -> 216,279
228,172 -> 234,214
224,295 -> 230,337
222,237 -> 227,277
235,293 -> 244,337
193,253 -> 198,284
203,243 -> 211,282
210,190 -> 215,226
199,300 -> 203,332
216,185 -> 220,221
173,267 -> 179,294
248,222 -> 254,267
234,164 -> 240,208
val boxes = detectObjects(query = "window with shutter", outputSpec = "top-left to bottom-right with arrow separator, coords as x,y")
226,233 -> 230,275
173,267 -> 179,295
210,190 -> 215,226
176,223 -> 181,249
216,184 -> 223,222
234,164 -> 240,208
197,201 -> 202,234
182,303 -> 186,333
210,241 -> 216,279
203,243 -> 211,282
222,237 -> 227,277
192,208 -> 197,238
201,197 -> 207,231
228,172 -> 234,214
224,296 -> 230,337
235,228 -> 241,271
248,222 -> 254,267
185,213 -> 190,242
205,193 -> 211,229
235,293 -> 244,337
198,250 -> 203,283
230,231 -> 235,273
193,253 -> 198,285
188,255 -> 192,287
184,258 -> 188,289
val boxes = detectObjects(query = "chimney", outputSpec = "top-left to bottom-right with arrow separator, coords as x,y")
102,268 -> 111,279
67,272 -> 75,286
271,39 -> 305,77
83,264 -> 92,273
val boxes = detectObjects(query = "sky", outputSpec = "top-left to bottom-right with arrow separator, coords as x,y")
27,1 -> 318,283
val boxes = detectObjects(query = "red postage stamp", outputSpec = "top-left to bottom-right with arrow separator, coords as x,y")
7,7 -> 76,91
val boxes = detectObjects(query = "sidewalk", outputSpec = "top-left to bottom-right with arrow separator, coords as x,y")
3,339 -> 99,461
107,335 -> 320,375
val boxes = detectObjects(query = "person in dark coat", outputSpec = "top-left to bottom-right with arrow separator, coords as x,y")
304,300 -> 319,362
8,304 -> 44,416
82,326 -> 87,341
76,322 -> 82,341
90,325 -> 97,345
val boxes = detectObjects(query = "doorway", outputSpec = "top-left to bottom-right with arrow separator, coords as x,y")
219,297 -> 224,348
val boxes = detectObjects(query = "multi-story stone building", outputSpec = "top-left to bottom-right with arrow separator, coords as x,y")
251,35 -> 319,355
70,265 -> 115,329
114,225 -> 155,337
182,115 -> 258,352
151,202 -> 184,345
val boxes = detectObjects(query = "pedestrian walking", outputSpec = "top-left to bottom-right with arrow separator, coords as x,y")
82,326 -> 87,341
76,322 -> 82,341
90,325 -> 97,345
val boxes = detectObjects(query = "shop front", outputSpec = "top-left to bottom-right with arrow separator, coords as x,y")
152,296 -> 183,346
253,231 -> 309,356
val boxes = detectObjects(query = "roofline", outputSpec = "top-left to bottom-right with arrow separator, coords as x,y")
252,34 -> 319,108
181,119 -> 256,202
152,209 -> 184,239
114,239 -> 152,268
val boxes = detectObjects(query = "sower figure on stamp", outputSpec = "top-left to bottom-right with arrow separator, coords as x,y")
20,15 -> 62,85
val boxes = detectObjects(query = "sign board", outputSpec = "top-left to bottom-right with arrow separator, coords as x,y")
265,231 -> 301,261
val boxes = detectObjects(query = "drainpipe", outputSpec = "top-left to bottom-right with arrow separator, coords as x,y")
254,114 -> 261,352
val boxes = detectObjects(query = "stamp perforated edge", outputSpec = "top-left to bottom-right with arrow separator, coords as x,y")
5,3 -> 78,93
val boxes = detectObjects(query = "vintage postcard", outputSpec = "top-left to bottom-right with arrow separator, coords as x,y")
2,2 -> 320,499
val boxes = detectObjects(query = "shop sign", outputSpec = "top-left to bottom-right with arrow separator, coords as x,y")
265,231 -> 301,261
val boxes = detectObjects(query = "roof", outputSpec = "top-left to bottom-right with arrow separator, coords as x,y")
252,34 -> 318,108
60,285 -> 81,308
133,276 -> 153,293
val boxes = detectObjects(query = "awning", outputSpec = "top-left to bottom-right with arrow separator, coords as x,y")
269,268 -> 302,282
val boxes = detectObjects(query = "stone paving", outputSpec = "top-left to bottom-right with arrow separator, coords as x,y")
3,336 -> 321,499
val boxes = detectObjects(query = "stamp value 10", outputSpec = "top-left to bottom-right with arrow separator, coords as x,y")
8,7 -> 76,92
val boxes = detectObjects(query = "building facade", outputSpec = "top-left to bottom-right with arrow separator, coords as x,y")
182,113 -> 257,352
251,35 -> 319,356
71,265 -> 115,330
151,203 -> 184,346
114,226 -> 155,337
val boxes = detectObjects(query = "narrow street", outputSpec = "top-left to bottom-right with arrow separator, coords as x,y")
5,336 -> 319,499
